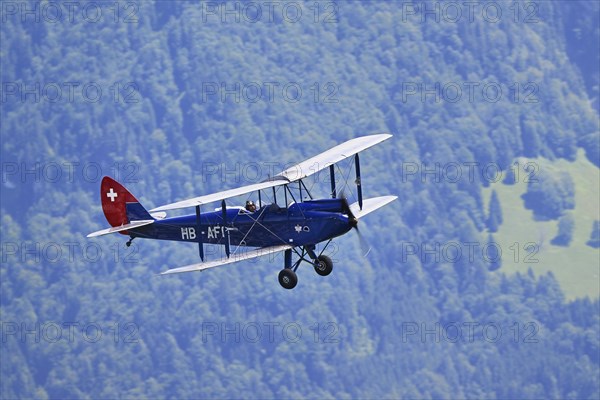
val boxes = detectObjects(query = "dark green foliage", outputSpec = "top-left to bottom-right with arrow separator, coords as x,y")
587,220 -> 600,248
522,171 -> 575,220
551,213 -> 575,246
561,0 -> 600,115
487,190 -> 503,232
503,165 -> 517,185
578,132 -> 600,168
520,116 -> 543,158
487,234 -> 502,271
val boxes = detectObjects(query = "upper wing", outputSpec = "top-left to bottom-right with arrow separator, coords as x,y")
160,244 -> 293,275
275,133 -> 392,182
150,179 -> 287,212
150,133 -> 392,212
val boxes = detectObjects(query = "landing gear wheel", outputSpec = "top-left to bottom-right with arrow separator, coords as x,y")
314,255 -> 333,276
278,268 -> 298,289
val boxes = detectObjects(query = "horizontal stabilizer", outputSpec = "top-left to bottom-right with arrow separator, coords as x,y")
86,220 -> 154,238
150,211 -> 167,220
161,244 -> 294,275
349,196 -> 397,219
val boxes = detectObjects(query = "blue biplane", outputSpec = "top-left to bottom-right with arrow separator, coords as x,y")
88,134 -> 397,289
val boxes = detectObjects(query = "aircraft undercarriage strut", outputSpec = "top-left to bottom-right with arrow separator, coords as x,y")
278,241 -> 334,289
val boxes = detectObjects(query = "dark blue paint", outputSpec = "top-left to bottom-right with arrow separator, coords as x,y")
129,199 -> 352,248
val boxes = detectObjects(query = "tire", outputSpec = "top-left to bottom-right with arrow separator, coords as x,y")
278,268 -> 298,289
314,255 -> 333,276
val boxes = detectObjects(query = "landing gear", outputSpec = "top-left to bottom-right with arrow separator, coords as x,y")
277,243 -> 335,289
278,268 -> 298,289
126,237 -> 134,247
314,255 -> 333,276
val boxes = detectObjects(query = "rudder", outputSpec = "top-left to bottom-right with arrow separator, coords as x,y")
100,176 -> 151,227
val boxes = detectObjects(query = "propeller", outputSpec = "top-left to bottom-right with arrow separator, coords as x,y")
339,192 -> 372,257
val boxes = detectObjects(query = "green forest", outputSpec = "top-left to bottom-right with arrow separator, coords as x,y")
1,1 -> 599,398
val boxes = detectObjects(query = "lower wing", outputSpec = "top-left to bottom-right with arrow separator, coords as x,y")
160,244 -> 294,275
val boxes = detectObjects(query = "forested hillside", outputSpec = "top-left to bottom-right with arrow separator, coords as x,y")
1,1 -> 599,398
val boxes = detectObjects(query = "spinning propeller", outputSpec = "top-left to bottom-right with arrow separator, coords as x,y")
339,192 -> 372,257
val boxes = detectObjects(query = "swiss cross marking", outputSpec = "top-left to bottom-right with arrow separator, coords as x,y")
107,188 -> 118,202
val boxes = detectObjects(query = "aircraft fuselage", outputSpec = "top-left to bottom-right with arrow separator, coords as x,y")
129,199 -> 352,248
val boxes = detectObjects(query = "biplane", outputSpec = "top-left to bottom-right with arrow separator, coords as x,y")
87,134 -> 397,289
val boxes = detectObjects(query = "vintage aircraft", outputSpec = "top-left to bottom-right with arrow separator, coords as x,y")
87,134 -> 397,289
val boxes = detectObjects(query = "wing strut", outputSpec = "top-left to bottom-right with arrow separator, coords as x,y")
285,185 -> 306,219
299,179 -> 312,200
355,154 -> 363,210
329,164 -> 336,198
195,206 -> 204,261
221,200 -> 231,257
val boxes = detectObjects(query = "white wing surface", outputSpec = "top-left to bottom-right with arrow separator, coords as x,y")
276,133 -> 392,181
150,180 -> 286,212
349,196 -> 398,219
150,134 -> 392,212
87,220 -> 154,238
160,244 -> 293,275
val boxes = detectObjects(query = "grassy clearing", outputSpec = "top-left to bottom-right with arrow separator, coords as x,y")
483,150 -> 600,300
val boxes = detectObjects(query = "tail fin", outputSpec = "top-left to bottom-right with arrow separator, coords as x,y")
87,177 -> 154,238
101,176 -> 152,226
